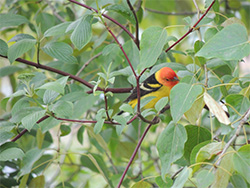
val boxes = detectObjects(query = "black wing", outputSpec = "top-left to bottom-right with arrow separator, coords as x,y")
124,73 -> 162,102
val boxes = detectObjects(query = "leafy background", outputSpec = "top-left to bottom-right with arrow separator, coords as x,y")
0,0 -> 250,187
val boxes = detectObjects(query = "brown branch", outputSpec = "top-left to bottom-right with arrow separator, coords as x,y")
11,115 -> 50,142
126,0 -> 140,48
165,0 -> 215,53
0,55 -> 132,94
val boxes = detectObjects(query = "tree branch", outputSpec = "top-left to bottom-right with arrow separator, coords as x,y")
215,107 -> 250,167
0,55 -> 132,93
126,0 -> 140,48
165,0 -> 215,53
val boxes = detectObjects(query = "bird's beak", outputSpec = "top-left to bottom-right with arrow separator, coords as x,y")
173,76 -> 179,81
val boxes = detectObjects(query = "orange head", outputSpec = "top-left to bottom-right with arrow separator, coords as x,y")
155,67 -> 179,88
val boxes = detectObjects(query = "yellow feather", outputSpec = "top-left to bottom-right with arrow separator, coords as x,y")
128,85 -> 171,109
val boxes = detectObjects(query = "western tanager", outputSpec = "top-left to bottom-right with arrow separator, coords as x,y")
119,67 -> 179,114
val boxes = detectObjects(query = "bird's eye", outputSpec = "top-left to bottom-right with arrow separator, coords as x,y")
166,78 -> 169,81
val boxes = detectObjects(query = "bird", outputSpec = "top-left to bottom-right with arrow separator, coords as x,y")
118,67 -> 179,115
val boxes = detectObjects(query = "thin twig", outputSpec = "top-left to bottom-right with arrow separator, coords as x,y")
171,167 -> 184,179
126,0 -> 140,48
46,0 -> 65,22
103,22 -> 137,78
165,0 -> 215,53
215,107 -> 250,167
74,52 -> 102,78
117,122 -> 155,188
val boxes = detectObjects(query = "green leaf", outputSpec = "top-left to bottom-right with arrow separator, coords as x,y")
196,169 -> 214,188
94,119 -> 105,134
38,117 -> 61,133
131,181 -> 152,188
113,116 -> 127,135
184,93 -> 205,124
106,4 -> 136,24
0,131 -> 14,145
190,141 -> 211,165
172,167 -> 191,188
0,39 -> 8,56
0,13 -> 29,29
102,43 -> 119,56
42,42 -> 77,63
70,15 -> 93,50
196,24 -> 250,61
43,90 -> 59,104
39,76 -> 69,94
194,142 -> 223,172
21,110 -> 46,131
139,27 -> 167,70
155,97 -> 168,112
233,144 -> 250,184
0,65 -> 22,77
60,124 -> 71,136
77,126 -> 85,145
184,125 -> 211,162
170,83 -> 203,123
8,34 -> 35,42
0,143 -> 24,161
211,147 -> 234,188
226,94 -> 250,116
119,103 -> 134,114
123,40 -> 140,67
156,122 -> 187,179
19,148 -> 43,177
8,39 -> 37,63
52,101 -> 73,118
230,174 -> 248,188
28,175 -> 45,188
44,22 -> 71,37
155,176 -> 173,188
80,153 -> 113,187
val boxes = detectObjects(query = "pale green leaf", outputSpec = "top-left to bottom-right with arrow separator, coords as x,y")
70,15 -> 93,50
233,144 -> 250,184
155,97 -> 168,112
139,27 -> 167,70
196,170 -> 214,188
172,167 -> 191,188
21,110 -> 46,131
44,22 -> 71,37
0,39 -> 8,56
196,24 -> 250,61
42,42 -> 77,63
19,148 -> 43,177
170,83 -> 203,123
156,122 -> 187,179
0,13 -> 29,29
8,39 -> 37,63
0,65 -> 22,77
0,147 -> 24,161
